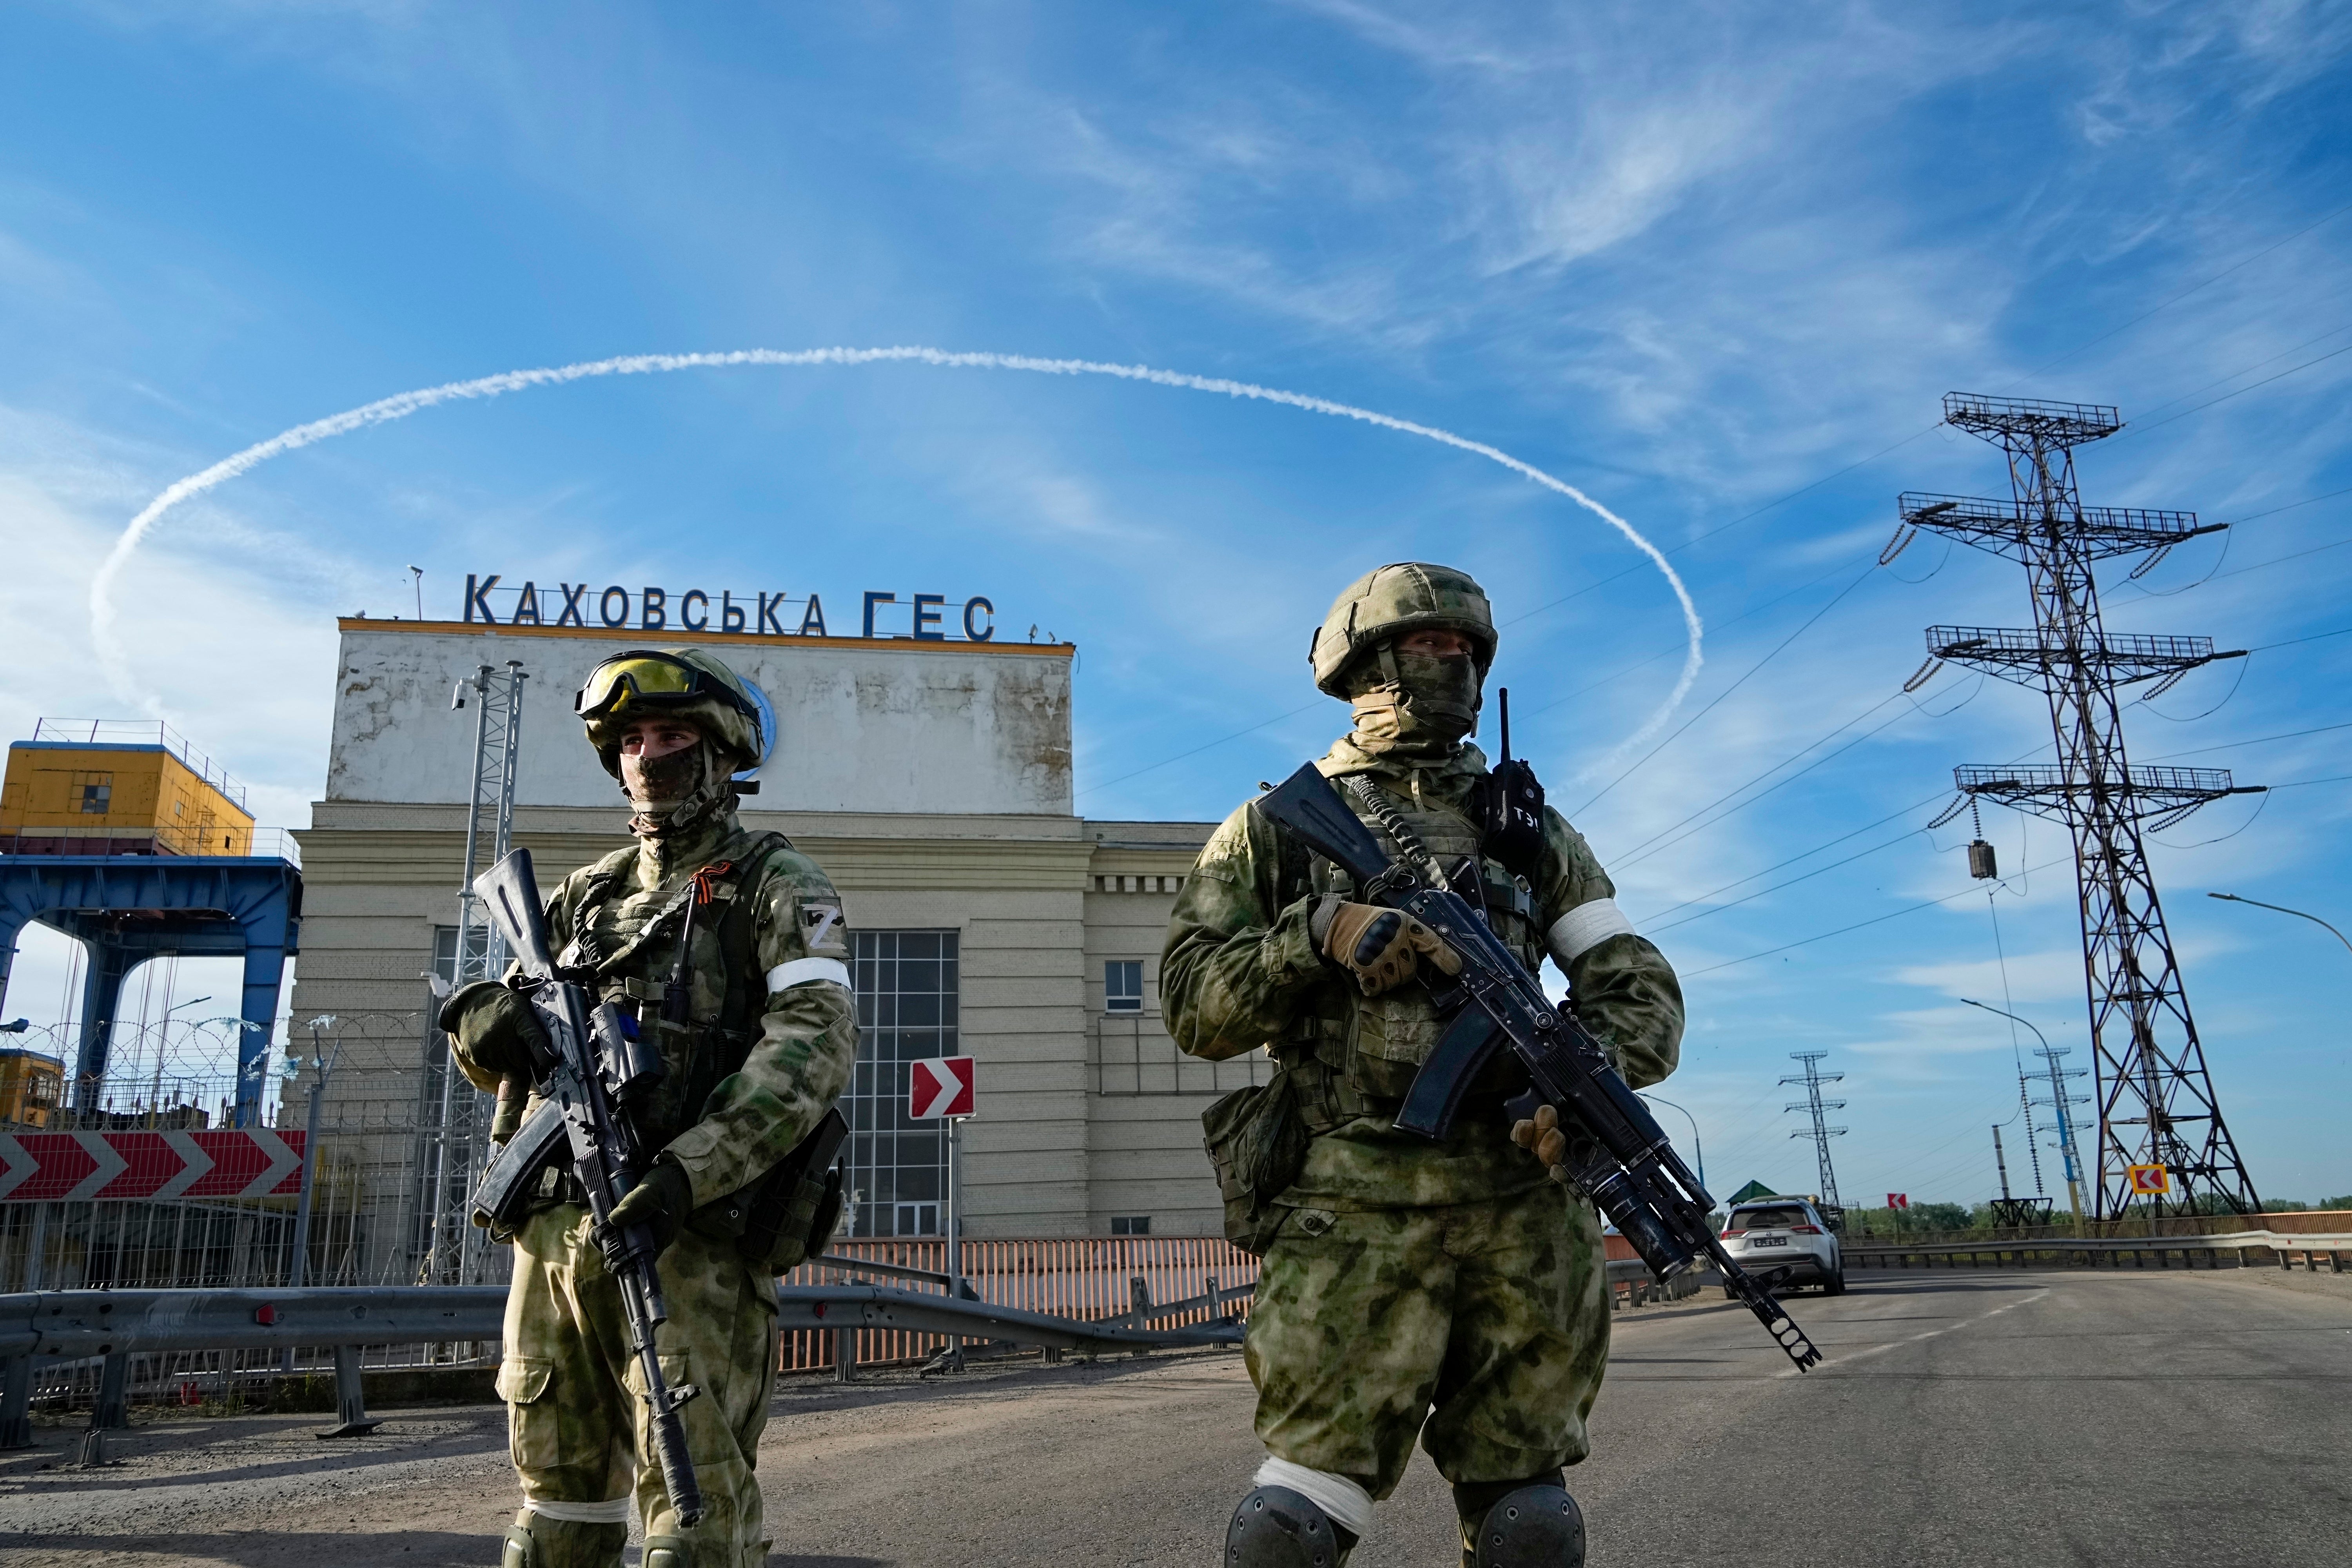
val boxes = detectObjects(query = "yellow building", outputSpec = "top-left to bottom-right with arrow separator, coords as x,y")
0,1047 -> 65,1128
1,722 -> 254,857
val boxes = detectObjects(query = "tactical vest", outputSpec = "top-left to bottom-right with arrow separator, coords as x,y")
1278,773 -> 1544,1128
559,830 -> 791,1152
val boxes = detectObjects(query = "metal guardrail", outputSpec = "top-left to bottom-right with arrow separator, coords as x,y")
0,1267 -> 1249,1450
776,1285 -> 1242,1356
1849,1230 -> 2351,1274
1606,1257 -> 1715,1308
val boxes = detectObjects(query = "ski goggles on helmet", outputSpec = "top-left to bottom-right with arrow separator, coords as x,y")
575,650 -> 759,724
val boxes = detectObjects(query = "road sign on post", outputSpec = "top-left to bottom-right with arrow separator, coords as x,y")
1887,1192 -> 1909,1209
908,1055 -> 975,1372
909,1056 -> 975,1120
2126,1163 -> 2171,1196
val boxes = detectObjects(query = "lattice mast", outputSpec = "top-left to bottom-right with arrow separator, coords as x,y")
1899,394 -> 2262,1218
2032,1046 -> 2092,1221
417,659 -> 527,1284
1781,1051 -> 1846,1210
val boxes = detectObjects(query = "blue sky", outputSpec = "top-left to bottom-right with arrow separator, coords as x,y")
3,2 -> 2348,1203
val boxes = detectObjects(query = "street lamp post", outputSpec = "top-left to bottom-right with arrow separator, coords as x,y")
1961,998 -> 2087,1226
287,1017 -> 341,1291
1637,1093 -> 1705,1196
2208,892 -> 2352,960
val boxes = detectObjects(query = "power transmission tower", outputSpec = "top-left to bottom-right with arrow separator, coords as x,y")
1781,1051 -> 1846,1211
1900,393 -> 2263,1219
2031,1045 -> 2092,1221
1986,1124 -> 2053,1230
2015,1066 -> 2046,1196
415,659 -> 527,1285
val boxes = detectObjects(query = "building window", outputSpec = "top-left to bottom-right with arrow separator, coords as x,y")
840,930 -> 960,1238
1105,960 -> 1144,1014
1110,1215 -> 1151,1236
431,924 -> 490,987
78,780 -> 112,814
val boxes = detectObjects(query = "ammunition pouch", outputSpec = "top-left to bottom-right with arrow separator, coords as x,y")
687,1107 -> 849,1271
1202,1070 -> 1309,1255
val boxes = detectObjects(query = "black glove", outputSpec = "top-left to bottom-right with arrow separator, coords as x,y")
436,980 -> 548,1089
599,1161 -> 694,1264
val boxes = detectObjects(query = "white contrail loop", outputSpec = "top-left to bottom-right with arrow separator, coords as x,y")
90,348 -> 1704,746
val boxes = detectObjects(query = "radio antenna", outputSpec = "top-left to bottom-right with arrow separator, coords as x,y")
1498,687 -> 1512,764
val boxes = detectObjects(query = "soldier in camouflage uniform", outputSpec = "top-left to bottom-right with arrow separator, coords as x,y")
440,648 -> 860,1568
1163,564 -> 1684,1568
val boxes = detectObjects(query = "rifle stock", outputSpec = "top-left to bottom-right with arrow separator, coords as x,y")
1256,763 -> 1822,1373
469,848 -> 709,1524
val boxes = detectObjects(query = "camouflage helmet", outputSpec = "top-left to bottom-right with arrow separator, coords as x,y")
1309,562 -> 1497,695
576,647 -> 767,778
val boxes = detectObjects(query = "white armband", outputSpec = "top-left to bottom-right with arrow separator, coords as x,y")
765,956 -> 852,994
1546,898 -> 1636,967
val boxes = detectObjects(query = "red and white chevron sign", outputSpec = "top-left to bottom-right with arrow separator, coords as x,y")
908,1056 -> 976,1120
0,1129 -> 305,1203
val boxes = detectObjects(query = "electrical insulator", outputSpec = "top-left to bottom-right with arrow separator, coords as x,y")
1968,839 -> 1998,880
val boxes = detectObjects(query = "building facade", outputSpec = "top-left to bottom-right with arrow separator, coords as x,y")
291,617 -> 1265,1253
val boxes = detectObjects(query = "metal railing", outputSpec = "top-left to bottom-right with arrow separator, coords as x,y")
0,825 -> 299,864
781,1235 -> 1260,1372
0,1268 -> 1248,1448
1848,1229 -> 2350,1273
26,719 -> 249,808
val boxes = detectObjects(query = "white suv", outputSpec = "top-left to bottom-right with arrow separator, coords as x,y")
1720,1197 -> 1844,1295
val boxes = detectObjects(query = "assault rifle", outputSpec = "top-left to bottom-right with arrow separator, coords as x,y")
1258,764 -> 1822,1372
470,848 -> 708,1524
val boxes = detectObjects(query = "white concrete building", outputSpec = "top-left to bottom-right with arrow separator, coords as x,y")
292,616 -> 1268,1249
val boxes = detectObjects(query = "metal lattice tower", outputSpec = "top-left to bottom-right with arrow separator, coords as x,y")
1900,394 -> 2263,1218
2031,1045 -> 2092,1221
1780,1051 -> 1846,1210
416,659 -> 526,1284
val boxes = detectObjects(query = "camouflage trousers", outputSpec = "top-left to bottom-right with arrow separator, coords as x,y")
498,1205 -> 779,1568
1245,1181 -> 1609,1499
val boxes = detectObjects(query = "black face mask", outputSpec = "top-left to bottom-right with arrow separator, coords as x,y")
622,740 -> 738,837
625,742 -> 704,809
1349,652 -> 1482,756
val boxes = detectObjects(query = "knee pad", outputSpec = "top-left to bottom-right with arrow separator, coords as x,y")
501,1512 -> 628,1568
1228,1485 -> 1356,1568
641,1535 -> 690,1568
1466,1485 -> 1584,1568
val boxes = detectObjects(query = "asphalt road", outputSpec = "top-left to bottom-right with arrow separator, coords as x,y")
3,1263 -> 2345,1566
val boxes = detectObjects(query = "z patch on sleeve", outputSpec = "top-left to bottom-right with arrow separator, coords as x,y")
800,902 -> 848,954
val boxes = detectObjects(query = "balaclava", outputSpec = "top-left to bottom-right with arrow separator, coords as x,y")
623,737 -> 737,838
1346,641 -> 1482,761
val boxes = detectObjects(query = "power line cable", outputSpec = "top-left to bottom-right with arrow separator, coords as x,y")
2016,197 -> 2352,380
1638,788 -> 1951,925
1648,826 -> 1927,935
2115,318 -> 2352,425
1524,556 -> 1866,719
1681,852 -> 2076,979
1076,209 -> 2352,803
2244,624 -> 2352,653
2142,717 -> 2352,761
2114,338 -> 2352,441
1077,699 -> 1323,797
1571,562 -> 1882,815
1615,693 -> 1915,869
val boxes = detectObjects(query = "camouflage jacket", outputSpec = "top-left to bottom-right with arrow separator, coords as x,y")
534,808 -> 861,1210
1161,735 -> 1684,1209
